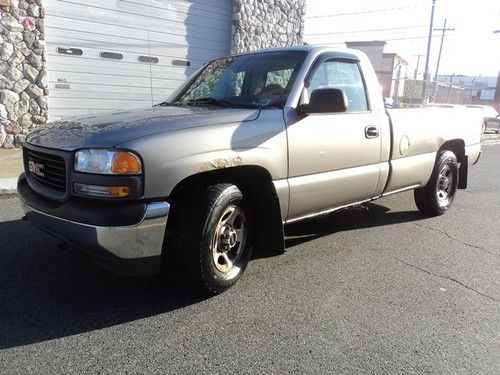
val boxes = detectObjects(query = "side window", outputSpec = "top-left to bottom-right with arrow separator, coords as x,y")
308,60 -> 369,112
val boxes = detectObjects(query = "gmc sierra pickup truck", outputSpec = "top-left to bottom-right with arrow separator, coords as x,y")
18,46 -> 482,294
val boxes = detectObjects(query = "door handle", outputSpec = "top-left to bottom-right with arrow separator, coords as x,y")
365,126 -> 379,138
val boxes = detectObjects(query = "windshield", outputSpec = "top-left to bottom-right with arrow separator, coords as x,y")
165,51 -> 307,109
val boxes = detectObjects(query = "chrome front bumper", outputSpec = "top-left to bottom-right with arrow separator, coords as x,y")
21,201 -> 170,276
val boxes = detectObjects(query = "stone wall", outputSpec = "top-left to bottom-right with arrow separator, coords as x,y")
0,0 -> 47,148
231,0 -> 306,54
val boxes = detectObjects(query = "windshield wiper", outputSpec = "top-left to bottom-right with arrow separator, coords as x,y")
186,98 -> 234,107
154,101 -> 183,107
253,104 -> 281,109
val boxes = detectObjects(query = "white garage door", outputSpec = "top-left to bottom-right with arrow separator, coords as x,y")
44,0 -> 232,120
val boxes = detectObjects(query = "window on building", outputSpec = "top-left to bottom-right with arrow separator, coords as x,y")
100,52 -> 124,60
57,47 -> 83,56
138,56 -> 159,64
172,59 -> 190,67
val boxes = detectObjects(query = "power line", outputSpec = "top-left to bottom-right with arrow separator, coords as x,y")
306,34 -> 449,43
306,4 -> 424,19
306,25 -> 427,36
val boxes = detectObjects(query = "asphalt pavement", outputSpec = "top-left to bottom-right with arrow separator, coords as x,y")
0,145 -> 499,374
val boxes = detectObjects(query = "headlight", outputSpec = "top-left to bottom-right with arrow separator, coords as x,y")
74,149 -> 142,174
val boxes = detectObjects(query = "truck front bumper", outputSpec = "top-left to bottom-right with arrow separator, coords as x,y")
18,174 -> 169,276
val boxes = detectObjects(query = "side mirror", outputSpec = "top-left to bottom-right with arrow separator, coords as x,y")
297,88 -> 348,114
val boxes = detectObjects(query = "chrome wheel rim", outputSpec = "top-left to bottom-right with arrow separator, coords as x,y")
211,205 -> 246,274
436,164 -> 453,204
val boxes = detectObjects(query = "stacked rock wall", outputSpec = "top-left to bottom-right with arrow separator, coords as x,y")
0,0 -> 47,148
231,0 -> 306,54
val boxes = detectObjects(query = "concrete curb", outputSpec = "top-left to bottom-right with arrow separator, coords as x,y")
0,178 -> 18,196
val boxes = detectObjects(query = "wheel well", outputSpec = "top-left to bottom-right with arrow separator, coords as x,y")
168,166 -> 273,199
165,166 -> 285,262
439,139 -> 465,163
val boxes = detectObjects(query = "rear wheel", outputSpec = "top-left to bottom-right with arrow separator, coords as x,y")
172,183 -> 253,295
414,150 -> 458,216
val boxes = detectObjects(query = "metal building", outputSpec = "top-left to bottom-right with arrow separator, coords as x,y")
44,0 -> 232,120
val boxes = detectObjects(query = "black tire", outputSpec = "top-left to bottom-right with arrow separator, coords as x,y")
414,150 -> 458,216
172,183 -> 253,295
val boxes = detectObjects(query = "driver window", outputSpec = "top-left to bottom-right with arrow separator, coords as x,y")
307,60 -> 369,112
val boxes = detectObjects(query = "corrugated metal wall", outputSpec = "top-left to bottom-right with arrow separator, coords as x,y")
45,0 -> 232,120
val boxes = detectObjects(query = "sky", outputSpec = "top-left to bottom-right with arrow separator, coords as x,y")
304,0 -> 500,78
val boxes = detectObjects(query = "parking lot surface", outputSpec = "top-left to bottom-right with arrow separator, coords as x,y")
0,145 -> 499,374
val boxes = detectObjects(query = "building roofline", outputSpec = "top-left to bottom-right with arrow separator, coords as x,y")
383,53 -> 408,65
345,40 -> 387,45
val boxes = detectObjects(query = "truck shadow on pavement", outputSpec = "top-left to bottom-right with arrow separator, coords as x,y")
0,218 -> 205,350
283,202 -> 426,249
0,203 -> 427,349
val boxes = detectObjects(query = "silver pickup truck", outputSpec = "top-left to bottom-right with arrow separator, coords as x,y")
18,46 -> 482,294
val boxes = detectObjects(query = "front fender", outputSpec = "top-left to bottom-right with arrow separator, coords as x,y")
117,110 -> 288,199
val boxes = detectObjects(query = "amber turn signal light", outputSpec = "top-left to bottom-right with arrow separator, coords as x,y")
111,151 -> 142,174
109,186 -> 131,198
74,183 -> 131,198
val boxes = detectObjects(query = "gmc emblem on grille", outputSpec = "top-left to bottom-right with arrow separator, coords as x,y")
28,160 -> 45,177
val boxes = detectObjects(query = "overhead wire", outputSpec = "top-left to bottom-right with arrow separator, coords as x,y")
306,25 -> 427,37
305,4 -> 425,19
308,35 -> 453,45
309,34 -> 454,43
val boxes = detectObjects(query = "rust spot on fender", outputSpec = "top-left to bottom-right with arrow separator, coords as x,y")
211,158 -> 228,169
232,156 -> 242,166
197,165 -> 211,173
211,157 -> 243,169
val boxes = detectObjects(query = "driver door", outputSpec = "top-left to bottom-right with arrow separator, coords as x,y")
286,57 -> 383,220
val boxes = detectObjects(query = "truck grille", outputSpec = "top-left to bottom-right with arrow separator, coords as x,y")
24,148 -> 67,192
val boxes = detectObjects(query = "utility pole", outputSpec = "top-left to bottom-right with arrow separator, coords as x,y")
433,18 -> 455,81
414,54 -> 423,79
393,64 -> 402,103
446,74 -> 455,103
422,0 -> 436,102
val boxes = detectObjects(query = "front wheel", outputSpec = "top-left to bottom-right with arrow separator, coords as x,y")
414,150 -> 458,216
172,183 -> 253,295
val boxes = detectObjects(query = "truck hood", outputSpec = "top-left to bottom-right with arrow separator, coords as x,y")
26,106 -> 261,151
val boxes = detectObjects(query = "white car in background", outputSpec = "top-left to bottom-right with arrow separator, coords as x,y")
465,105 -> 500,134
424,103 -> 463,109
